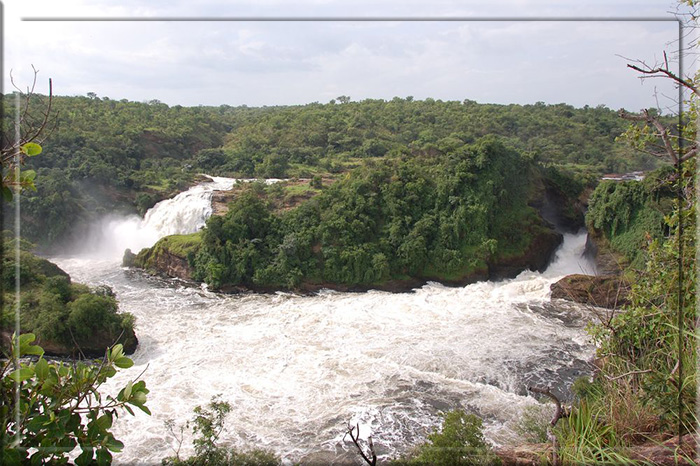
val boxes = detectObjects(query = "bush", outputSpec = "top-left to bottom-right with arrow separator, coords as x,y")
162,396 -> 281,466
394,410 -> 500,465
514,404 -> 551,444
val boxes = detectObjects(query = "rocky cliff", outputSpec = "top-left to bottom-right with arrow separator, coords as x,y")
550,273 -> 630,309
131,233 -> 200,281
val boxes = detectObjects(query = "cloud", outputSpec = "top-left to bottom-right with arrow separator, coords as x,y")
4,0 -> 687,110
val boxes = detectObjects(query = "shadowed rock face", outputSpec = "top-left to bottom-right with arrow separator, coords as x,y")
39,329 -> 138,359
583,230 -> 628,276
488,228 -> 563,280
134,246 -> 193,281
550,274 -> 630,309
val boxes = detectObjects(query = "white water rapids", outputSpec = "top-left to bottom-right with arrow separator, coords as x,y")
50,177 -> 598,465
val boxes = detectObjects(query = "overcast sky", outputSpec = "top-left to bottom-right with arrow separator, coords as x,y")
3,0 -> 694,111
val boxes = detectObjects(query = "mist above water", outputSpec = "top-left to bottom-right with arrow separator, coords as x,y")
77,176 -> 284,259
50,177 -> 598,465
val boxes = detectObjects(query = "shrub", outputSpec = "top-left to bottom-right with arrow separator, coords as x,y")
394,410 -> 500,465
162,396 -> 281,466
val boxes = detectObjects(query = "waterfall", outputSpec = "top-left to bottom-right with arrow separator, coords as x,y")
84,176 -> 281,259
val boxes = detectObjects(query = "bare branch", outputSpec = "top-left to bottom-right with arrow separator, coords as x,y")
528,386 -> 565,427
1,67 -> 58,193
619,109 -> 681,163
627,62 -> 699,96
344,423 -> 377,466
604,369 -> 653,381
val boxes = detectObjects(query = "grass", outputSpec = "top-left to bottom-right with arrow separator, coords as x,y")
283,183 -> 319,196
555,401 -> 633,465
154,232 -> 203,257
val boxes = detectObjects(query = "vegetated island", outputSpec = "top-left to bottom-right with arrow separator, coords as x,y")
131,136 -> 583,293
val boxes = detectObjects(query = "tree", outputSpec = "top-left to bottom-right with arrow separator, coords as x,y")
393,410 -> 500,466
1,72 -> 149,466
162,395 -> 281,466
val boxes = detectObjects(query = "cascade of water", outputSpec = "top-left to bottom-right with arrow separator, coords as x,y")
84,177 -> 284,259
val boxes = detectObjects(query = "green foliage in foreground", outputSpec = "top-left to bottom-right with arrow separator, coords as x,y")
392,410 -> 500,465
1,236 -> 136,354
559,162 -> 696,464
0,335 -> 149,465
188,137 -> 549,290
162,396 -> 281,466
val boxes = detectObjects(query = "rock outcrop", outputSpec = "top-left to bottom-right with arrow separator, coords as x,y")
133,246 -> 194,281
132,234 -> 201,281
550,273 -> 630,309
495,443 -> 551,466
584,229 -> 628,276
39,329 -> 137,359
496,434 -> 698,466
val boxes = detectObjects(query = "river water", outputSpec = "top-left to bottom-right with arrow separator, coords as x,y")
50,177 -> 598,465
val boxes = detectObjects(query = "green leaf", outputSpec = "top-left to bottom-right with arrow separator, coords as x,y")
21,170 -> 36,181
9,366 -> 35,382
132,391 -> 147,405
106,436 -> 124,453
29,451 -> 44,466
23,344 -> 43,357
96,448 -> 113,466
96,414 -> 113,431
25,415 -> 50,433
34,358 -> 49,381
75,448 -> 94,466
114,356 -> 133,369
2,447 -> 24,466
16,333 -> 44,357
123,381 -> 133,400
109,344 -> 124,361
132,380 -> 148,393
136,404 -> 151,415
18,333 -> 36,346
20,142 -> 42,156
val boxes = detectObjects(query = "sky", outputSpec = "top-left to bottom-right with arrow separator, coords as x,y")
3,0 -> 694,111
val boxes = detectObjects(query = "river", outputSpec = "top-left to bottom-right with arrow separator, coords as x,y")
50,177 -> 598,465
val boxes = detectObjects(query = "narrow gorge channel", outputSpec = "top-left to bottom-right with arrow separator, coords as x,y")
50,177 -> 598,465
